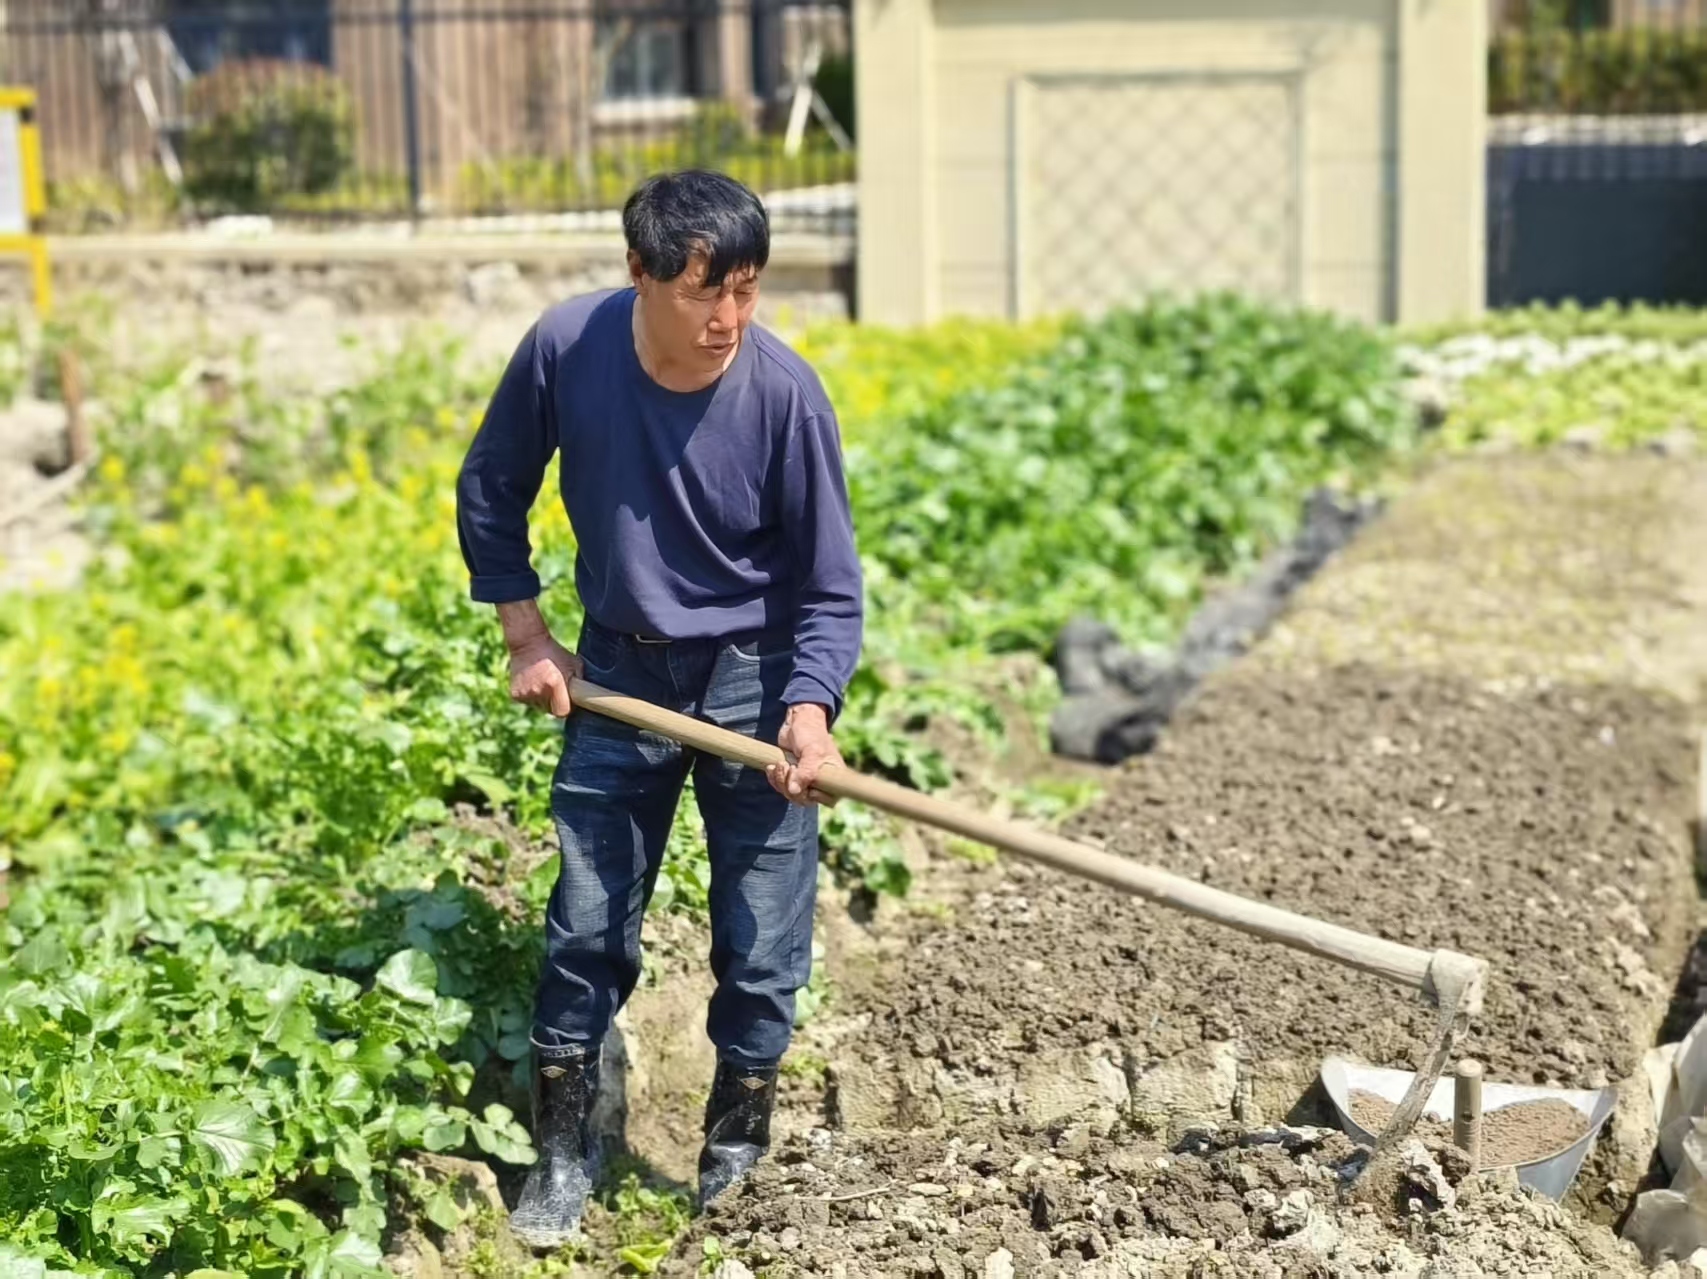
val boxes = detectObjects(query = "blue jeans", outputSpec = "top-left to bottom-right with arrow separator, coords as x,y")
532,615 -> 820,1069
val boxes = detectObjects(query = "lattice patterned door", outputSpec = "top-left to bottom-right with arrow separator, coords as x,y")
1012,72 -> 1303,319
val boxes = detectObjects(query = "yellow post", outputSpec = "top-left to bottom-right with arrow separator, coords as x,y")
0,86 -> 51,319
28,239 -> 51,317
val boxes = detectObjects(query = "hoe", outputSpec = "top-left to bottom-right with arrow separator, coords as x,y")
569,677 -> 1490,1155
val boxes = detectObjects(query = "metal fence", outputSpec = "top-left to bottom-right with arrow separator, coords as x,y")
1487,1 -> 1707,306
0,0 -> 854,233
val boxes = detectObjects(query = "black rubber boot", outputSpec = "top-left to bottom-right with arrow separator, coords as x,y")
509,1042 -> 602,1250
697,1060 -> 778,1208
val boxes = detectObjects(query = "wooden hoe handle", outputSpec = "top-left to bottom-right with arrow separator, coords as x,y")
569,678 -> 1489,1010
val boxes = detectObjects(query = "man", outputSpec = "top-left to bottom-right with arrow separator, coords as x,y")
454,170 -> 863,1248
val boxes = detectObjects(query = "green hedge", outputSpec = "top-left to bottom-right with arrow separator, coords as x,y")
183,59 -> 356,211
458,102 -> 852,214
1490,28 -> 1707,113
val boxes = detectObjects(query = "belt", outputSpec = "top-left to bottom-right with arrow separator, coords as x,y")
589,616 -> 785,648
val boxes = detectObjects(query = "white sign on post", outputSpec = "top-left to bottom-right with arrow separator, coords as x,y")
0,108 -> 27,236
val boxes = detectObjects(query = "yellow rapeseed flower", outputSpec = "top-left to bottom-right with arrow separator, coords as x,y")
109,655 -> 148,697
99,455 -> 126,483
434,407 -> 457,429
179,462 -> 209,488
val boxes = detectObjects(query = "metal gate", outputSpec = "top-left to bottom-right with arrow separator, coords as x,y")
1487,118 -> 1707,307
1486,6 -> 1707,307
1010,70 -> 1304,320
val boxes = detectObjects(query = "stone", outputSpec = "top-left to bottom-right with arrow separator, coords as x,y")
1279,1213 -> 1342,1257
410,1152 -> 505,1215
1399,1141 -> 1457,1213
1272,1189 -> 1312,1235
982,1248 -> 1015,1279
384,1233 -> 443,1279
1090,1055 -> 1131,1107
711,1262 -> 756,1279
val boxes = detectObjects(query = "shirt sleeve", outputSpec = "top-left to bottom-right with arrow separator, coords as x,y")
455,321 -> 558,604
778,409 -> 865,724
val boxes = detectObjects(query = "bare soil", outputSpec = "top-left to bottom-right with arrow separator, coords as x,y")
659,453 -> 1707,1278
670,1121 -> 1644,1278
819,665 -> 1692,1139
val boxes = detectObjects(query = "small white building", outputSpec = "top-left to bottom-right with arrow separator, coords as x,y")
856,0 -> 1487,328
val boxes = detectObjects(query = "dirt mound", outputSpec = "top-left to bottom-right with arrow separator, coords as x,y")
842,668 -> 1691,1115
678,1121 -> 1645,1277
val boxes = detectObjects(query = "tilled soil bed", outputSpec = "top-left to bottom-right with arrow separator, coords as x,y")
821,666 -> 1695,1212
660,455 -> 1707,1277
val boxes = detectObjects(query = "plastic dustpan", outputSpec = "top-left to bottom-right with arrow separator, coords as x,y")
1319,1055 -> 1619,1200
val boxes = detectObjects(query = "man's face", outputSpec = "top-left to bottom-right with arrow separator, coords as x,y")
634,250 -> 761,373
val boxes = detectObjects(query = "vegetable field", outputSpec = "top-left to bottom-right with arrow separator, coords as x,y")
3,291 -> 1707,1277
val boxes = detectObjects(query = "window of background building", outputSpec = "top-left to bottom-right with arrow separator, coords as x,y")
165,0 -> 332,75
600,18 -> 696,101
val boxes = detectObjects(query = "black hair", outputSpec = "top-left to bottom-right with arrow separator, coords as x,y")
622,170 -> 770,288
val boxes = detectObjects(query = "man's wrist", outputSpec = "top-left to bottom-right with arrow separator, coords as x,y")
785,702 -> 830,726
496,599 -> 552,654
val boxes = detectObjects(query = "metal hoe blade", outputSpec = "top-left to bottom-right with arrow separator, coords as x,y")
1373,951 -> 1487,1150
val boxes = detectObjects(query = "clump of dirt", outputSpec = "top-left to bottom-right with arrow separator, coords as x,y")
1347,1091 -> 1592,1166
674,1121 -> 1647,1277
848,666 -> 1692,1116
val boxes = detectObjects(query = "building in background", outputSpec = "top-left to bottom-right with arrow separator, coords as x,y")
856,0 -> 1487,328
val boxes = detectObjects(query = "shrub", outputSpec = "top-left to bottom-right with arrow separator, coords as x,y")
1490,28 -> 1707,113
814,53 -> 854,141
456,119 -> 853,215
681,100 -> 753,159
183,59 -> 355,211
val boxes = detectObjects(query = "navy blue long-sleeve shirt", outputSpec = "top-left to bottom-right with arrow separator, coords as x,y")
455,288 -> 864,719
